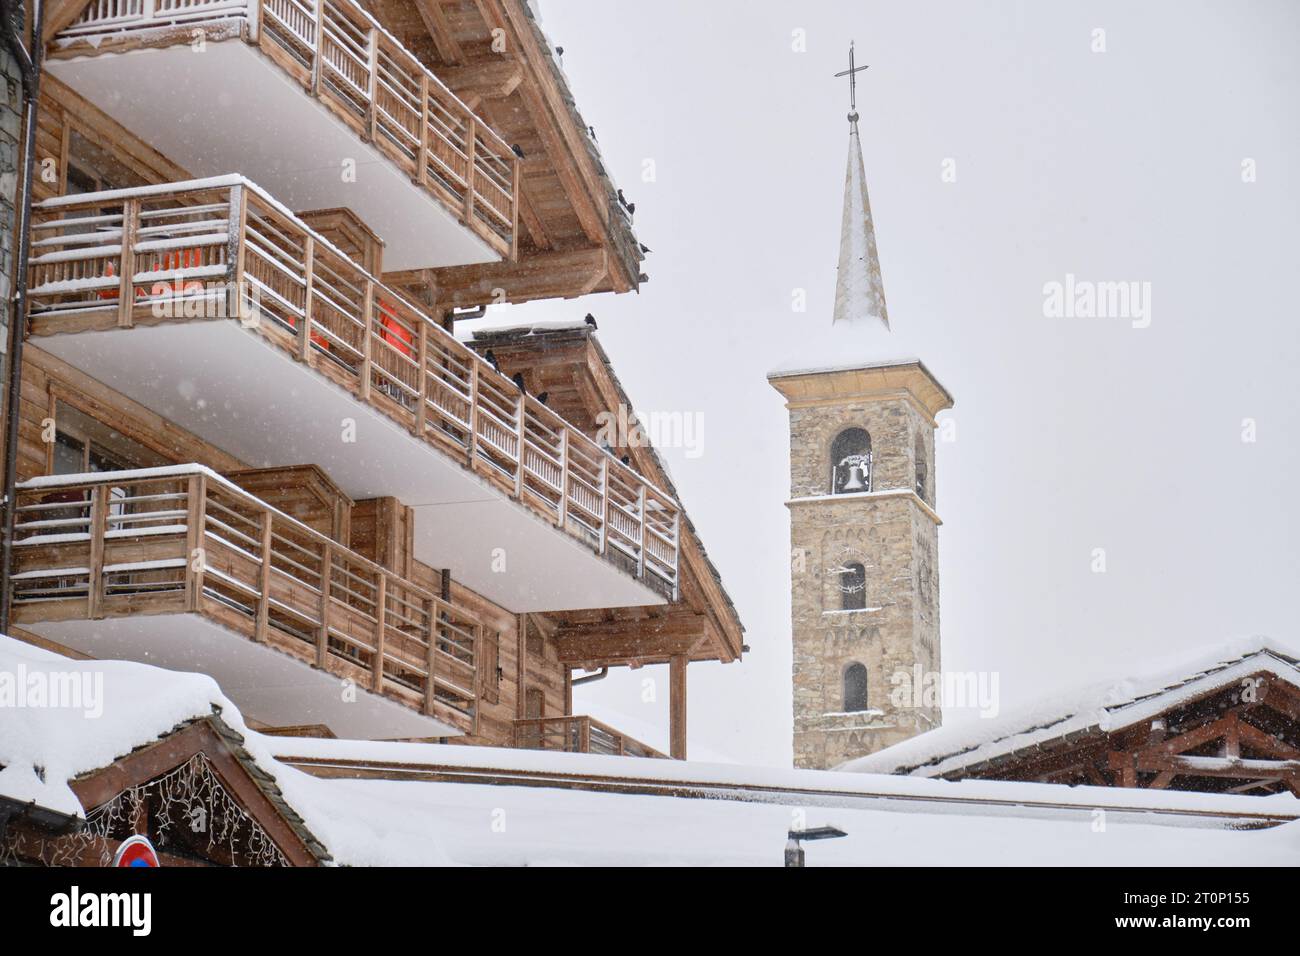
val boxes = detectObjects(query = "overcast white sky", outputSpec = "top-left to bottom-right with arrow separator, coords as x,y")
465,0 -> 1300,766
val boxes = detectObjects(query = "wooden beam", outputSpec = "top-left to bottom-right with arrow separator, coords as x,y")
438,59 -> 524,107
413,0 -> 465,64
389,246 -> 608,308
669,654 -> 687,760
43,0 -> 91,42
554,613 -> 708,666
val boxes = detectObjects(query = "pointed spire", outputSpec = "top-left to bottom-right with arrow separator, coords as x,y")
832,115 -> 890,330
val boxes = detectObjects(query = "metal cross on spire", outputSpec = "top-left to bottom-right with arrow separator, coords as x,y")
834,40 -> 870,118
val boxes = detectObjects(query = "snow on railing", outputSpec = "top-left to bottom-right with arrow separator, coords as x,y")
25,179 -> 681,599
55,0 -> 519,258
10,464 -> 481,724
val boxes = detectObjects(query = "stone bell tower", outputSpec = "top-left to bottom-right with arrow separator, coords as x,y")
768,60 -> 954,770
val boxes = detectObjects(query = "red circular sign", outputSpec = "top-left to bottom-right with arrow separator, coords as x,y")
113,835 -> 161,868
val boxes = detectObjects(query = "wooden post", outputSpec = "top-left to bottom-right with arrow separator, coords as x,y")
186,474 -> 207,612
423,596 -> 437,715
669,654 -> 688,760
299,235 -> 315,361
226,183 -> 246,322
509,155 -> 520,261
579,716 -> 592,755
637,484 -> 647,579
468,361 -> 480,467
254,509 -> 273,643
117,199 -> 137,328
317,543 -> 332,668
371,574 -> 387,693
359,279 -> 373,401
310,0 -> 324,95
515,612 -> 527,720
514,393 -> 526,499
556,428 -> 569,527
598,457 -> 609,555
366,28 -> 380,143
463,116 -> 477,225
417,75 -> 430,186
414,315 -> 429,438
87,487 -> 106,620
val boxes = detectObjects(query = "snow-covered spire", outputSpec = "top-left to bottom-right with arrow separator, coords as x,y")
832,114 -> 889,330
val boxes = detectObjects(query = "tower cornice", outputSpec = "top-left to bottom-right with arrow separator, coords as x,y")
767,360 -> 954,423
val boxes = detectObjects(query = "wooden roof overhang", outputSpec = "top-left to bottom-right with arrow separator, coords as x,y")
927,669 -> 1300,797
364,0 -> 645,309
3,714 -> 329,866
467,324 -> 745,667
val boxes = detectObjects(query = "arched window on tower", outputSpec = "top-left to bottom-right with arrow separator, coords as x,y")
914,433 -> 929,502
843,662 -> 869,712
841,561 -> 866,611
830,428 -> 872,495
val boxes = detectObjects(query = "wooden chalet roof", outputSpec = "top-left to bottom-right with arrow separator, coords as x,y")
466,322 -> 745,665
847,641 -> 1300,797
362,0 -> 646,308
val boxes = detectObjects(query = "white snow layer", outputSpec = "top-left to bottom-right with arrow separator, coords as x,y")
845,636 -> 1300,777
5,632 -> 1299,866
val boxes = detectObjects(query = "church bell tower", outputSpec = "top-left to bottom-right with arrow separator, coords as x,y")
768,46 -> 954,770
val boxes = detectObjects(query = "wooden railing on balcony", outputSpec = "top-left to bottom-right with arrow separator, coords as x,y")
513,716 -> 667,760
9,466 -> 481,731
24,178 -> 681,599
54,0 -> 519,258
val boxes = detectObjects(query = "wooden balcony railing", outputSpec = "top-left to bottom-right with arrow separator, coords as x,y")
9,466 -> 481,731
24,178 -> 681,599
54,0 -> 519,258
513,716 -> 667,759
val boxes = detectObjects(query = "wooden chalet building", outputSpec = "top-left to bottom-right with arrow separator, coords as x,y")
848,641 -> 1300,797
0,0 -> 743,761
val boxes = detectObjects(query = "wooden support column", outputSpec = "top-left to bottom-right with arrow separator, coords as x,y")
372,574 -> 387,693
669,654 -> 687,760
254,510 -> 273,643
317,543 -> 332,667
87,487 -> 106,620
516,612 -> 528,719
299,236 -> 316,361
117,199 -> 137,328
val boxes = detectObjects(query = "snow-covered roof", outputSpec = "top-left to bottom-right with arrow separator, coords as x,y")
845,637 -> 1300,778
5,633 -> 1298,865
266,733 -> 1300,866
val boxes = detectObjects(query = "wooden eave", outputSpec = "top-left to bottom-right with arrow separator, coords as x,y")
920,669 -> 1300,797
22,714 -> 330,866
467,325 -> 746,665
365,0 -> 644,307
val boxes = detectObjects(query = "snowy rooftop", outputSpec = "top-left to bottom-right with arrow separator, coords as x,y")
845,637 -> 1300,778
5,633 -> 1298,865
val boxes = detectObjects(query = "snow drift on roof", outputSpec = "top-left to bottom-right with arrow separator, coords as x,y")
843,636 -> 1300,777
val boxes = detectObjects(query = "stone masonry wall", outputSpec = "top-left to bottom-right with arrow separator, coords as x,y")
787,392 -> 942,769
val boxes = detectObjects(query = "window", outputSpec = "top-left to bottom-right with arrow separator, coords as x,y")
830,428 -> 872,494
50,402 -> 166,476
841,562 -> 867,611
914,433 -> 929,501
844,663 -> 869,712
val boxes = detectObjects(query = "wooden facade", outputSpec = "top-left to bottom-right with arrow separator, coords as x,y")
0,0 -> 743,759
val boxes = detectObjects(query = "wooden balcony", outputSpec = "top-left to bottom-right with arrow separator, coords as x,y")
48,0 -> 519,269
513,716 -> 667,760
24,178 -> 681,611
10,466 -> 481,739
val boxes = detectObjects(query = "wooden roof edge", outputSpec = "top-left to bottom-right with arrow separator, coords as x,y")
503,0 -> 644,292
64,709 -> 333,866
583,333 -> 746,658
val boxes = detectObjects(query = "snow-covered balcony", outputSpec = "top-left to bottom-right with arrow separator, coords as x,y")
513,715 -> 667,759
23,178 -> 680,612
8,466 -> 481,739
47,0 -> 519,270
